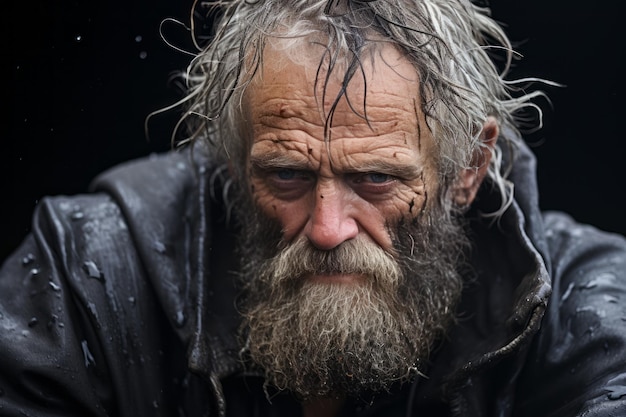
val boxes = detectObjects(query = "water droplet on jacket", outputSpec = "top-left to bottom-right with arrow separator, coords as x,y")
583,272 -> 616,290
152,400 -> 159,409
128,296 -> 136,305
49,281 -> 61,292
86,302 -> 99,320
571,228 -> 583,237
29,268 -> 40,278
21,330 -> 29,337
153,241 -> 166,254
81,340 -> 96,368
174,310 -> 186,328
82,261 -> 103,280
28,317 -> 38,328
576,306 -> 606,318
71,211 -> 84,221
607,386 -> 626,400
21,253 -> 35,266
560,282 -> 575,304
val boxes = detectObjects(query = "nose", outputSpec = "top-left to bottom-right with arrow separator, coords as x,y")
305,183 -> 359,250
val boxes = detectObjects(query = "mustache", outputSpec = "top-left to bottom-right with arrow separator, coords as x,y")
264,236 -> 402,288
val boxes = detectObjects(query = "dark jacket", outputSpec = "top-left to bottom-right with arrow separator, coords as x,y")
1,136 -> 625,416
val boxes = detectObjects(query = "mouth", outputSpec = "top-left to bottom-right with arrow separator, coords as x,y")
303,273 -> 366,285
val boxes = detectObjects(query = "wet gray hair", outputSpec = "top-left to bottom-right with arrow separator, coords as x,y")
173,0 -> 547,216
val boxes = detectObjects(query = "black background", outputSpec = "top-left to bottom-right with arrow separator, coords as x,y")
2,0 -> 625,260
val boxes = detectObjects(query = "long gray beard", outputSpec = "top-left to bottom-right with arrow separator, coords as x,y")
236,207 -> 469,401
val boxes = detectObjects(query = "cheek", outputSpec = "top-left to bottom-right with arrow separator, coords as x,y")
378,185 -> 429,225
249,178 -> 308,238
249,178 -> 280,217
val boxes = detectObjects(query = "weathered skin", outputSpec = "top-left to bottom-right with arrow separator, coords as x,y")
246,42 -> 440,264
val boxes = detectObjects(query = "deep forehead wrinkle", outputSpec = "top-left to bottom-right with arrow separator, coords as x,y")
259,97 -> 313,119
256,98 -> 420,140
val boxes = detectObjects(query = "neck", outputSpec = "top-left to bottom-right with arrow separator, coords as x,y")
302,397 -> 345,417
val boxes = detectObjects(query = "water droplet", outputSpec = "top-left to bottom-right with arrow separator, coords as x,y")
603,294 -> 619,304
576,306 -> 606,318
139,51 -> 147,59
153,241 -> 166,254
174,310 -> 186,328
560,282 -> 574,303
21,253 -> 35,266
128,296 -> 136,305
75,34 -> 82,42
135,35 -> 143,42
29,268 -> 40,278
28,317 -> 38,328
81,340 -> 96,368
21,330 -> 29,337
86,302 -> 98,319
82,261 -> 103,280
606,385 -> 626,400
571,228 -> 583,237
71,211 -> 84,221
49,281 -> 61,292
584,273 -> 616,290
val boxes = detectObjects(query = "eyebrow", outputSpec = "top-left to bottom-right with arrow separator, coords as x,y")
250,152 -> 423,180
342,160 -> 423,180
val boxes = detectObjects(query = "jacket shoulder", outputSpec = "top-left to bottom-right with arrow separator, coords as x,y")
0,192 -> 171,416
515,211 -> 626,416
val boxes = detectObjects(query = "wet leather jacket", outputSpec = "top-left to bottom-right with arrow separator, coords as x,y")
1,135 -> 626,416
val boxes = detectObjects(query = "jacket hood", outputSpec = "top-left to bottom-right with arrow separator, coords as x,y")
91,148 -> 242,406
423,126 -> 552,408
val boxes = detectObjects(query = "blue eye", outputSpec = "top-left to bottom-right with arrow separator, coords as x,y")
368,173 -> 390,183
277,169 -> 296,180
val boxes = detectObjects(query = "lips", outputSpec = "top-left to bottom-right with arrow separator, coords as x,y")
303,272 -> 367,285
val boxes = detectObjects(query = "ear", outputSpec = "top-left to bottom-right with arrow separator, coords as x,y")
452,116 -> 499,207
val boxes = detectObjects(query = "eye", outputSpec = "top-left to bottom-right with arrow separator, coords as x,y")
353,172 -> 394,185
349,172 -> 396,200
366,173 -> 391,184
264,168 -> 314,200
277,168 -> 297,180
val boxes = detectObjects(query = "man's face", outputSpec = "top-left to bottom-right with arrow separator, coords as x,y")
238,42 -> 466,400
246,43 -> 440,260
